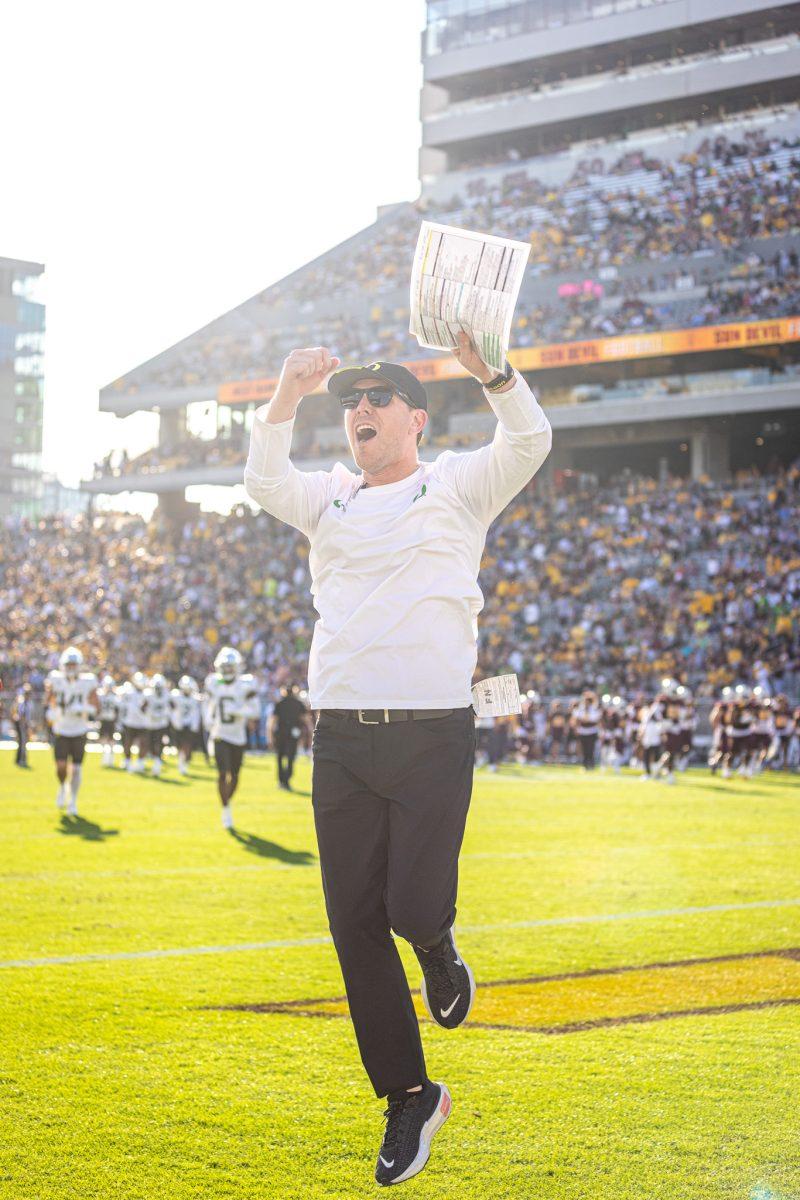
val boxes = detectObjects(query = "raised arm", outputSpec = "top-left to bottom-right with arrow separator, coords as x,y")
244,346 -> 340,537
436,332 -> 552,526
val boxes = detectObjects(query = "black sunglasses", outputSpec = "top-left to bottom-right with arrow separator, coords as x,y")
339,387 -> 414,410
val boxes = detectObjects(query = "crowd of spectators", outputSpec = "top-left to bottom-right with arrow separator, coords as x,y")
109,121 -> 800,398
475,461 -> 800,699
4,462 -> 798,714
263,127 -> 799,302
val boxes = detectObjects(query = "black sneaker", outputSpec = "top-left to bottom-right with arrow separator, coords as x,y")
413,928 -> 475,1029
375,1080 -> 452,1186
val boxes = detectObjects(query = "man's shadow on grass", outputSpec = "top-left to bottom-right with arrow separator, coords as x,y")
228,828 -> 315,865
57,814 -> 120,842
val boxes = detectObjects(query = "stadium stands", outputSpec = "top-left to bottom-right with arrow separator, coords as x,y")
4,460 -> 798,709
99,121 -> 800,398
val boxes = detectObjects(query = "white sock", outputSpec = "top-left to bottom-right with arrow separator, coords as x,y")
70,765 -> 82,802
152,759 -> 162,776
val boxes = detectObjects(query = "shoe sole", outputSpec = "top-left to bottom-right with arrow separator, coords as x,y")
379,1083 -> 452,1186
419,928 -> 476,1029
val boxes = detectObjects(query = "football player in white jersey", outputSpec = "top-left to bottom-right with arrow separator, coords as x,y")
45,647 -> 98,816
203,647 -> 260,828
144,674 -> 171,777
119,672 -> 149,772
96,674 -> 119,767
170,676 -> 201,776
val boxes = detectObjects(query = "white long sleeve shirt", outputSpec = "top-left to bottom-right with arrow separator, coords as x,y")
244,371 -> 552,709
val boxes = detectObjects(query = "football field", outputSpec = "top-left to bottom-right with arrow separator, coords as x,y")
2,749 -> 799,1200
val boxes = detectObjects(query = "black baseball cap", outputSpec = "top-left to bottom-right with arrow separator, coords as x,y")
327,361 -> 428,411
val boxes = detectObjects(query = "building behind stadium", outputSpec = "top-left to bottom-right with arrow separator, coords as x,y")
86,0 -> 800,517
0,256 -> 45,517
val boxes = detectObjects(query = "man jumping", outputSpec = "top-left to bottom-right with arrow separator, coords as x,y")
244,336 -> 551,1186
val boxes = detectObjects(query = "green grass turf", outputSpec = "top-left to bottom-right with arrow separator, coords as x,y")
1,748 -> 799,1199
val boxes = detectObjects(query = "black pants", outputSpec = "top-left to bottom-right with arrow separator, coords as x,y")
276,734 -> 298,785
14,720 -> 28,766
642,745 -> 659,774
311,707 -> 476,1098
147,728 -> 168,758
579,732 -> 597,769
122,727 -> 145,756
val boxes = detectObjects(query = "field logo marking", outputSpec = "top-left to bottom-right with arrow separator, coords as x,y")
208,947 -> 800,1036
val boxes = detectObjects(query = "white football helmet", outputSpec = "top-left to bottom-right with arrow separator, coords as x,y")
60,646 -> 83,678
132,671 -> 147,691
150,673 -> 167,694
178,675 -> 197,694
102,674 -> 115,690
214,646 -> 242,682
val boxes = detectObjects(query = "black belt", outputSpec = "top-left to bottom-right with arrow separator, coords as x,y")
322,708 -> 455,725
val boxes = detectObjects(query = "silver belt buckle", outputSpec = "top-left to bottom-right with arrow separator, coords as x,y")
357,709 -> 381,725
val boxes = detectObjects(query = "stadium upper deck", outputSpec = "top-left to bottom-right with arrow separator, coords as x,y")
88,0 -> 800,500
420,0 -> 800,180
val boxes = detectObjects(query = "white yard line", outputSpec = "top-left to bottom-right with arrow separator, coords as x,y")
3,841 -> 794,882
2,897 -> 799,970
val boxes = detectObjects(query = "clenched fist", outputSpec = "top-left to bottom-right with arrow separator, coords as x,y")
274,346 -> 341,410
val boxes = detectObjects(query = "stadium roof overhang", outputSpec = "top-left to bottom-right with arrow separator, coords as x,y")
99,383 -> 217,417
80,450 -> 343,495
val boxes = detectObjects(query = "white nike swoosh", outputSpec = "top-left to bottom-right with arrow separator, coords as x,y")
453,955 -> 462,966
440,995 -> 460,1018
380,1156 -> 394,1168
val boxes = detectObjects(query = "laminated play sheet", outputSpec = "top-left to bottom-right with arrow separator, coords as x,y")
410,221 -> 530,372
471,674 -> 522,718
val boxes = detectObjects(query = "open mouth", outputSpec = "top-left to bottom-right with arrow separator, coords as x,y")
355,424 -> 378,443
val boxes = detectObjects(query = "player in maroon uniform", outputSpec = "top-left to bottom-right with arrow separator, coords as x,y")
676,686 -> 695,772
772,695 -> 796,770
547,701 -> 568,763
749,689 -> 774,775
656,684 -> 683,784
726,686 -> 754,777
599,695 -> 624,773
708,691 -> 731,774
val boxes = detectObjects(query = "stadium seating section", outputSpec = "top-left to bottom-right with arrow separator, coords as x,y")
5,461 -> 798,703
